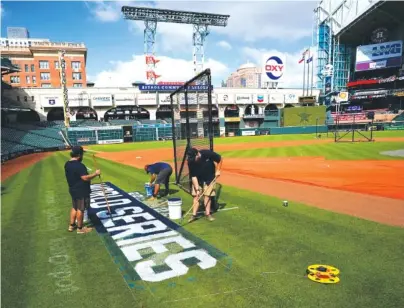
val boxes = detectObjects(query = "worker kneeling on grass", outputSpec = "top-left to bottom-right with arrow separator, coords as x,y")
144,162 -> 173,200
187,147 -> 223,223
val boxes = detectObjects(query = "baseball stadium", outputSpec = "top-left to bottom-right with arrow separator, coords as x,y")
2,1 -> 404,308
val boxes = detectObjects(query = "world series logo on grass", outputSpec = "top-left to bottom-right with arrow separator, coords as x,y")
88,183 -> 227,283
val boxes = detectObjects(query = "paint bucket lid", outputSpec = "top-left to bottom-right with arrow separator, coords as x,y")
168,197 -> 181,202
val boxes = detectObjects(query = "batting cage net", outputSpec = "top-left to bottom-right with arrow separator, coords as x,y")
170,69 -> 214,193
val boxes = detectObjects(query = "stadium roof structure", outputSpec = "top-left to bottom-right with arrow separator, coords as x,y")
1,57 -> 20,75
337,1 -> 404,44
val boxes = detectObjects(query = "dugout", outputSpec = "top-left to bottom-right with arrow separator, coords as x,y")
224,105 -> 240,136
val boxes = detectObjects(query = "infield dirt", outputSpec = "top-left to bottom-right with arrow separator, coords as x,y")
96,138 -> 404,227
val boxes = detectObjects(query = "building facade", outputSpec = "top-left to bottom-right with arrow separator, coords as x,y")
1,37 -> 87,89
226,62 -> 262,88
2,86 -> 320,130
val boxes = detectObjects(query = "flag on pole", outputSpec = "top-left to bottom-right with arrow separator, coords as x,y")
299,49 -> 309,63
306,56 -> 313,63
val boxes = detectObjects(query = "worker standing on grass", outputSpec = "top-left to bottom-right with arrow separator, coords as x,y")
187,147 -> 223,223
64,146 -> 101,234
144,162 -> 173,200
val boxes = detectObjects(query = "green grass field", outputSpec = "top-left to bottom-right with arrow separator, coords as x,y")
2,131 -> 404,308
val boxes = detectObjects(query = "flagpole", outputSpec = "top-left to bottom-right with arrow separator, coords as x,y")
306,48 -> 311,96
311,48 -> 314,96
302,53 -> 306,96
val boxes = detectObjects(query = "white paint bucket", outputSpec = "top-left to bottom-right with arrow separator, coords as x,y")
168,198 -> 182,220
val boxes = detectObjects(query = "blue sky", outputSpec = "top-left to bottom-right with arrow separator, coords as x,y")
1,1 -> 316,87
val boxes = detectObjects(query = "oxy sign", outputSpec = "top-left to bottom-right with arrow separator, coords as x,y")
262,53 -> 286,82
88,183 -> 223,283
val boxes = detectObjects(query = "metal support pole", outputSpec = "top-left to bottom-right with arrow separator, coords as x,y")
193,24 -> 209,76
59,50 -> 70,128
144,20 -> 157,84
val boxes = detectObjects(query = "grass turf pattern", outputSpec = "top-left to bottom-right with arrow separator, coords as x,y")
2,131 -> 404,307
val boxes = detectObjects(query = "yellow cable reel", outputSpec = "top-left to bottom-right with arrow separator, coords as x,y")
306,264 -> 340,284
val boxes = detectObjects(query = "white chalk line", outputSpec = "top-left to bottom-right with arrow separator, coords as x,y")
163,285 -> 259,304
196,206 -> 239,215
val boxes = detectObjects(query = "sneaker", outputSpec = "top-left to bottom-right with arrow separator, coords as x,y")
206,215 -> 215,222
77,227 -> 93,234
68,224 -> 77,232
188,215 -> 198,223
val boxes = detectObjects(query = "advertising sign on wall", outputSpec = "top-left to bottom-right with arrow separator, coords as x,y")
91,94 -> 113,107
217,93 -> 234,104
355,40 -> 403,71
68,94 -> 89,107
235,94 -> 252,104
269,93 -> 284,104
158,93 -> 171,105
284,93 -> 298,104
253,94 -> 267,104
114,94 -> 135,106
137,93 -> 156,105
97,139 -> 123,144
262,53 -> 286,83
40,95 -> 62,107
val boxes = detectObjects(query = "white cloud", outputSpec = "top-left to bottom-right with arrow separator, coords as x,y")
86,1 -> 121,22
92,54 -> 229,87
217,40 -> 232,50
242,46 -> 317,89
87,1 -> 315,50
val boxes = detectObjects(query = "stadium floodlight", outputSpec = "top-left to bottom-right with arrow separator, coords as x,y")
122,6 -> 230,84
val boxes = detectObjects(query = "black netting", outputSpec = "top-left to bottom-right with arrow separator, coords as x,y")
170,69 -> 214,193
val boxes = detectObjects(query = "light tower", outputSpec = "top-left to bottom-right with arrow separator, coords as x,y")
122,6 -> 230,84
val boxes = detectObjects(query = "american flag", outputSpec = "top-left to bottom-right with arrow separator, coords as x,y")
298,49 -> 309,64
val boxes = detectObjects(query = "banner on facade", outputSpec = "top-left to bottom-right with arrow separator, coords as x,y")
91,94 -> 113,107
235,94 -> 252,104
137,93 -> 156,105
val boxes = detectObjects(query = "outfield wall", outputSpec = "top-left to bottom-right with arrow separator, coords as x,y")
66,123 -> 180,146
283,106 -> 327,127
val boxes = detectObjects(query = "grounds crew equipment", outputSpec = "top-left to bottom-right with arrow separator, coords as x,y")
306,264 -> 341,284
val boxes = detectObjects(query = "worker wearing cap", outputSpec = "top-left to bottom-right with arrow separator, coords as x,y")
187,147 -> 222,223
144,162 -> 173,200
64,146 -> 100,234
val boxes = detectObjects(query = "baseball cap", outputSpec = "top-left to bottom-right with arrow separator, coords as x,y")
71,145 -> 85,157
187,148 -> 198,162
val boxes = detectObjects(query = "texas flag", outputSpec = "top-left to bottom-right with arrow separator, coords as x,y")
298,49 -> 309,64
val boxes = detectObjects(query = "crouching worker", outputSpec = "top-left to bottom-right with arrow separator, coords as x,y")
187,147 -> 222,223
64,146 -> 101,234
144,162 -> 173,200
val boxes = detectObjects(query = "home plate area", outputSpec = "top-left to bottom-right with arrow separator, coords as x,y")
87,182 -> 246,302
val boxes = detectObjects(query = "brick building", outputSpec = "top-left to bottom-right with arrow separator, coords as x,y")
1,37 -> 87,89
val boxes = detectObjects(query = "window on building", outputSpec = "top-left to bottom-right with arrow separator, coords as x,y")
41,83 -> 51,88
39,60 -> 49,69
73,83 -> 83,88
71,61 -> 81,70
32,76 -> 36,84
26,76 -> 30,84
31,96 -> 35,101
40,72 -> 51,80
10,76 -> 20,84
31,64 -> 35,72
24,96 -> 27,102
25,64 -> 29,72
72,72 -> 82,80
54,61 -> 60,69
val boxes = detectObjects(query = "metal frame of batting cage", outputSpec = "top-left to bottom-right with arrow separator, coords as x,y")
170,68 -> 214,193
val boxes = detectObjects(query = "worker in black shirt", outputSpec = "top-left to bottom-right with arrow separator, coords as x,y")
187,147 -> 223,222
64,146 -> 101,234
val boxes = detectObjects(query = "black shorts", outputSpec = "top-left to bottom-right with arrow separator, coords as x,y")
155,166 -> 173,185
72,197 -> 90,212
